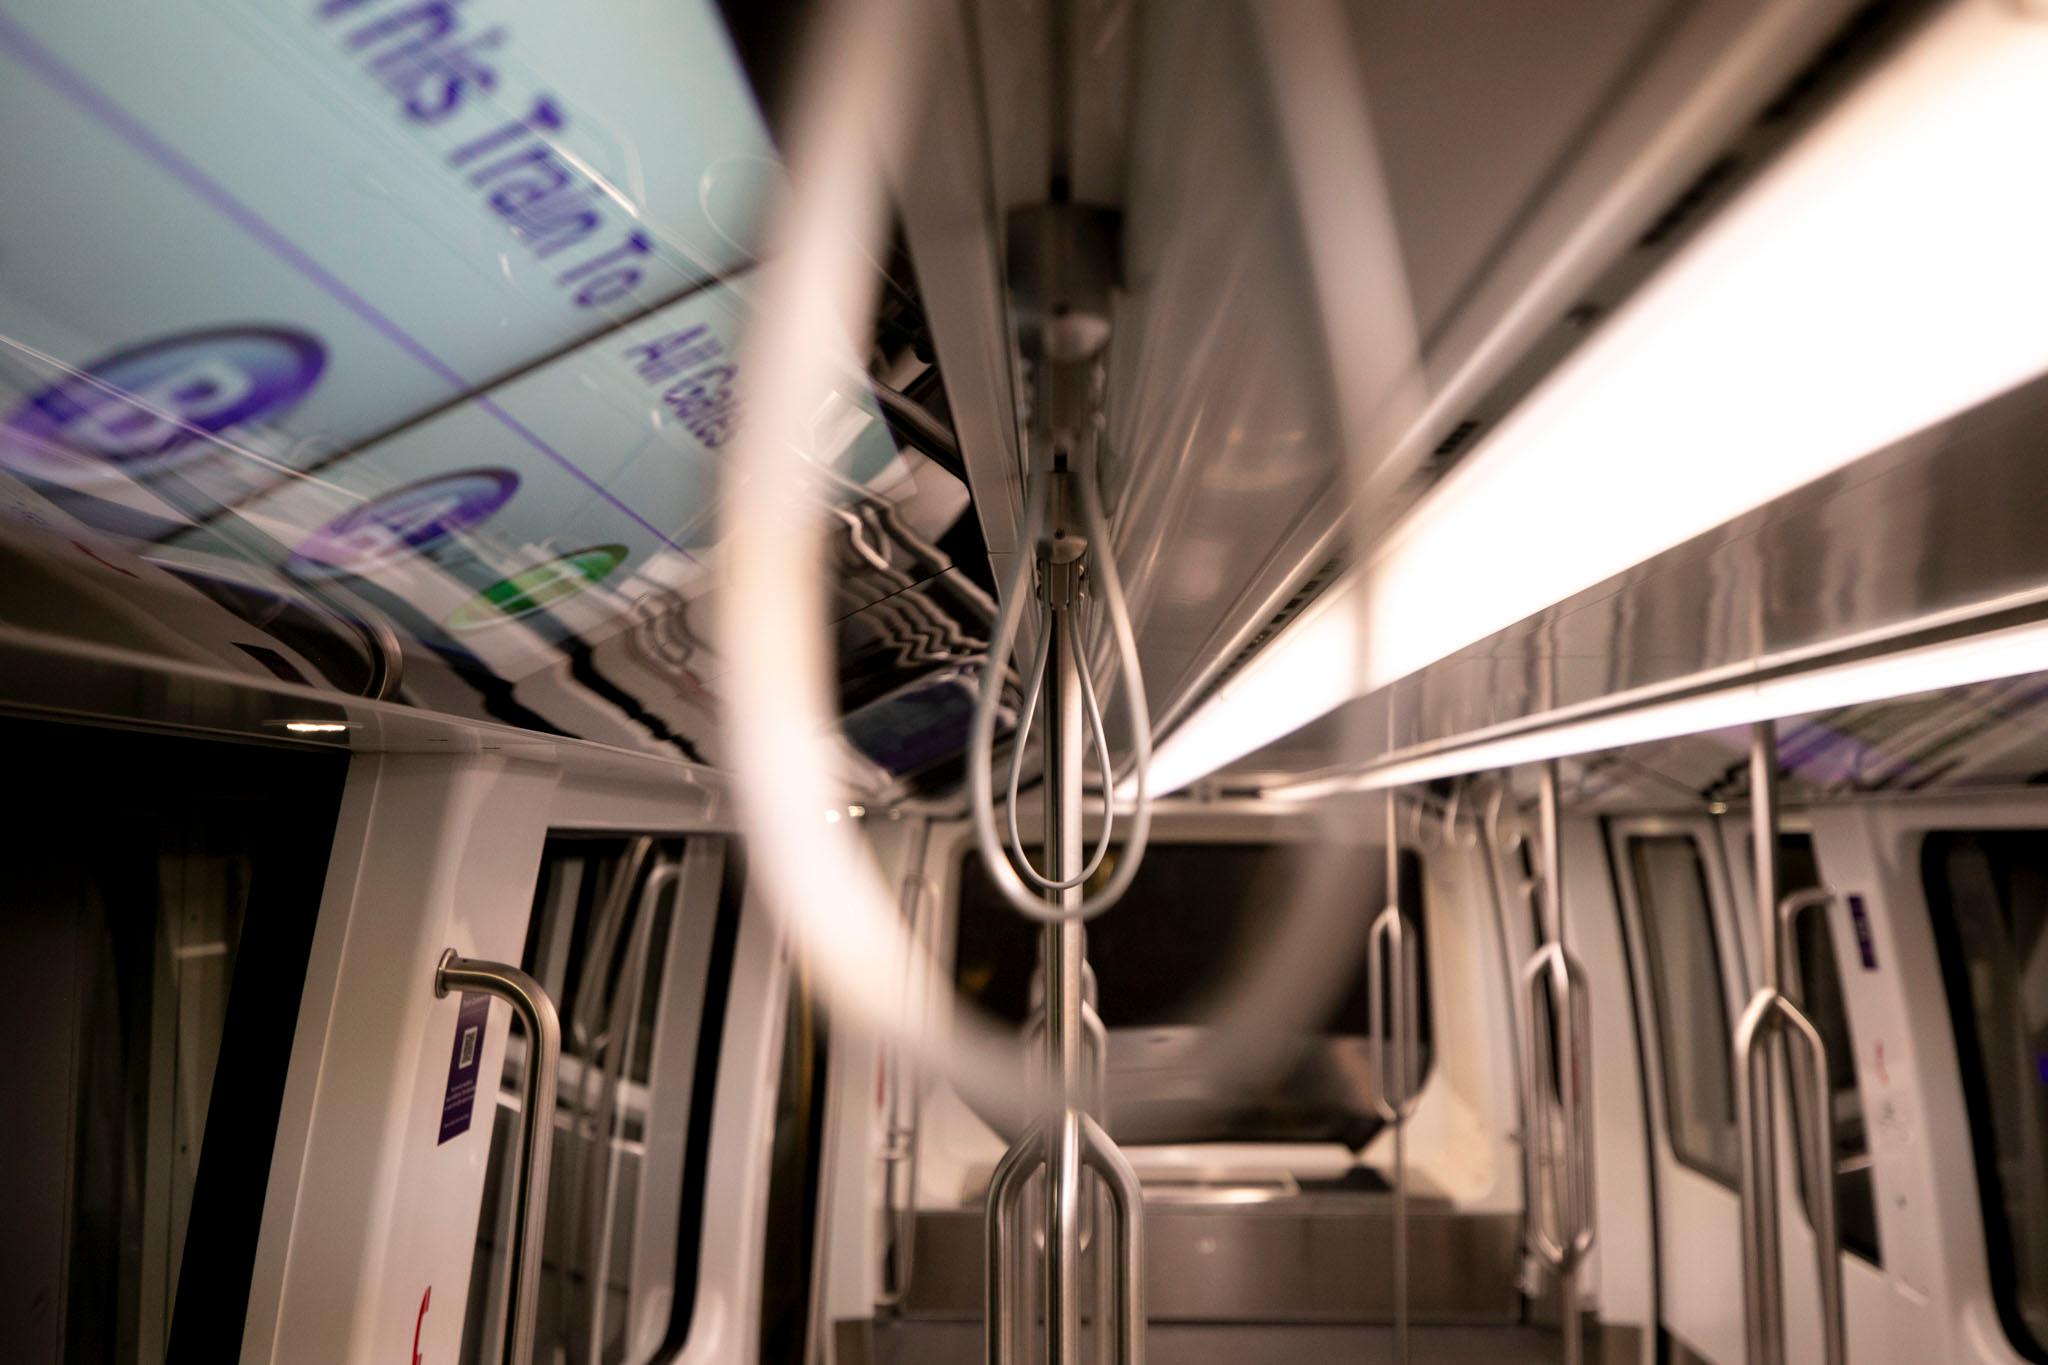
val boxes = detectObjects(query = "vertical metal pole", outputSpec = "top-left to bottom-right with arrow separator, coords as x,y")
1537,761 -> 1563,947
882,818 -> 935,1308
1752,722 -> 1782,999
1043,598 -> 1087,1365
1385,792 -> 1410,1365
436,952 -> 561,1365
1538,761 -> 1582,1365
1741,720 -> 1785,1365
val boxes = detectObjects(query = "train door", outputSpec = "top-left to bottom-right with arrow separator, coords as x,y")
1607,813 -> 1758,1362
1715,818 -> 1923,1365
1,718 -> 349,1364
1804,798 -> 2048,1365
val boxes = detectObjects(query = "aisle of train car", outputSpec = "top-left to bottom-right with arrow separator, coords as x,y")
6,0 -> 2048,1363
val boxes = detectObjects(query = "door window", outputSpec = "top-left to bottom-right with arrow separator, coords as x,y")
462,835 -> 746,1365
1922,830 -> 2048,1361
1,718 -> 348,1363
1628,833 -> 1739,1181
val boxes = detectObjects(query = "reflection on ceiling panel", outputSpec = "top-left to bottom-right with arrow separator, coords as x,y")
0,0 -> 999,789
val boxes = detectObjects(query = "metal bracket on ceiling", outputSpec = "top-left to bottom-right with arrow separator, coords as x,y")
1006,201 -> 1123,476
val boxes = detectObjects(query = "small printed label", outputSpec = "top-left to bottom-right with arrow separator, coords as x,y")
439,992 -> 491,1144
1847,893 -> 1879,971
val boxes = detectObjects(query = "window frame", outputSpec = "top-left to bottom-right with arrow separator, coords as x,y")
1623,827 -> 1747,1187
1920,827 -> 2048,1364
461,832 -> 745,1365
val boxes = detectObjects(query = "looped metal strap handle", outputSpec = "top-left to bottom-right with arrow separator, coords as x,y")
1368,903 -> 1422,1123
1518,939 -> 1596,1270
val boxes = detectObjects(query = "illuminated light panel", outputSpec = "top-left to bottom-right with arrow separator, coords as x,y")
1270,611 -> 2048,799
1142,3 -> 2048,797
283,720 -> 350,733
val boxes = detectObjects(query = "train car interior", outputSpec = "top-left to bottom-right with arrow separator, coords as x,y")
5,1 -> 2048,1363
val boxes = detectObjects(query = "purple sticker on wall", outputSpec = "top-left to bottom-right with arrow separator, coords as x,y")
1,326 -> 325,479
287,466 -> 517,578
1846,894 -> 1878,971
439,992 -> 491,1145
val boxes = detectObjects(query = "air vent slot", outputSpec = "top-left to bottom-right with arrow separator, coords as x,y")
1189,552 -> 1348,712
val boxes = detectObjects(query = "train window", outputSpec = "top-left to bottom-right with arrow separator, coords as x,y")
955,841 -> 1428,1148
1922,831 -> 2048,1362
461,834 -> 746,1365
1628,834 -> 1739,1182
2,718 -> 347,1363
1775,834 -> 1882,1265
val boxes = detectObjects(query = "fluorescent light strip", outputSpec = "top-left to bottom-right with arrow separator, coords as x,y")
1143,1 -> 2048,797
1271,613 -> 2048,800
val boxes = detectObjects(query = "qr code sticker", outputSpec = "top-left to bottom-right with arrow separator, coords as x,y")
460,1025 -> 478,1069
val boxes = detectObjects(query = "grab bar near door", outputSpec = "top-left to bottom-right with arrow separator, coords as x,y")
437,951 -> 562,1365
1517,761 -> 1595,1365
1519,939 -> 1596,1272
1735,889 -> 1847,1365
1370,791 -> 1425,1365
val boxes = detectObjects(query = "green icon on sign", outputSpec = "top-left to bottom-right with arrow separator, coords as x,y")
446,544 -> 627,630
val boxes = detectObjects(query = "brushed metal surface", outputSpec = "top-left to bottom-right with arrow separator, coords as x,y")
1231,364 -> 2048,789
900,1203 -> 1520,1325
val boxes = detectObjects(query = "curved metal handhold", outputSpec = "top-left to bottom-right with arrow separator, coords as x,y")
1560,943 -> 1596,1262
1081,1113 -> 1146,1365
985,1124 -> 1045,1365
1368,903 -> 1422,1124
436,951 -> 560,1365
1776,888 -> 1834,996
1485,778 -> 1527,852
1735,986 -> 1784,1365
1777,994 -> 1846,1365
1519,941 -> 1594,1269
1734,987 -> 1845,1365
1519,943 -> 1569,1269
1441,779 -> 1479,849
1407,794 -> 1442,853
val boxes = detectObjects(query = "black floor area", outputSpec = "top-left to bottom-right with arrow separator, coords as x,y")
871,1320 -> 1565,1364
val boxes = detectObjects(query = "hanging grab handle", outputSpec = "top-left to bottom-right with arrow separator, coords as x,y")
1518,938 -> 1596,1270
1368,903 -> 1422,1122
967,463 -> 1155,924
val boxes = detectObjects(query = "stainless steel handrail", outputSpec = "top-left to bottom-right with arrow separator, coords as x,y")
880,819 -> 936,1310
1370,790 -> 1426,1365
437,950 -> 561,1365
1520,941 -> 1596,1268
984,532 -> 1145,1365
1082,1113 -> 1146,1365
1517,761 -> 1594,1365
986,1124 -> 1044,1365
1738,723 -> 1846,1365
1367,904 -> 1422,1125
1776,889 -> 1833,1199
1736,988 -> 1844,1365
